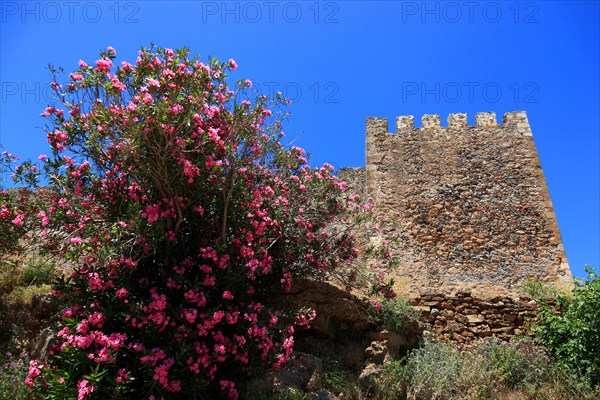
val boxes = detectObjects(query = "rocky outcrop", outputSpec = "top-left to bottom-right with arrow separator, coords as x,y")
0,292 -> 59,357
245,281 -> 424,398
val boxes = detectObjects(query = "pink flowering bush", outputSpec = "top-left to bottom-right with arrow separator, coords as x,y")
1,45 -> 395,399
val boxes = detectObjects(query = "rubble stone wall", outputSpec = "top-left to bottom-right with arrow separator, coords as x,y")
411,291 -> 539,344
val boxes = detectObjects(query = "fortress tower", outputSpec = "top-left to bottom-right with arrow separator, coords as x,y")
365,111 -> 572,295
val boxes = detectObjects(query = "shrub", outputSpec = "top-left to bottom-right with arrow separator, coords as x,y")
1,45 -> 391,399
533,266 -> 600,387
367,295 -> 420,333
481,337 -> 549,388
373,337 -> 599,400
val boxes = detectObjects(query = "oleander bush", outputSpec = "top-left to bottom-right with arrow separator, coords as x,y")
0,45 -> 395,399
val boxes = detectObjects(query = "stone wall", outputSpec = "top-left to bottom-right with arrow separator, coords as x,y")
362,111 -> 571,296
411,291 -> 538,345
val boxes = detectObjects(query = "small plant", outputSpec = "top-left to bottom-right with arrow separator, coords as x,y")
20,258 -> 55,286
368,296 -> 420,333
0,259 -> 21,295
373,357 -> 410,399
271,389 -> 311,400
0,352 -> 30,400
321,357 -> 362,398
520,277 -> 560,300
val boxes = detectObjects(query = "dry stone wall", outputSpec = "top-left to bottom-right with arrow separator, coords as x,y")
363,111 -> 571,296
411,291 -> 538,344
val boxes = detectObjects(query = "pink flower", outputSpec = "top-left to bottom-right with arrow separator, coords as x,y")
88,312 -> 104,326
11,213 -> 24,227
142,204 -> 160,223
95,58 -> 113,73
36,210 -> 50,226
77,378 -> 94,400
70,236 -> 82,244
229,58 -> 237,70
220,380 -> 238,399
78,59 -> 88,68
109,75 -> 126,92
203,275 -> 216,286
107,46 -> 116,55
162,68 -> 175,78
88,272 -> 104,291
222,290 -> 234,300
146,78 -> 160,87
25,360 -> 42,387
120,61 -> 134,71
182,308 -> 197,323
143,92 -> 154,104
115,368 -> 130,383
168,104 -> 184,114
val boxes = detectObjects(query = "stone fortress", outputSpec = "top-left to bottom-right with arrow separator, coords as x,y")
346,111 -> 574,341
362,111 -> 572,297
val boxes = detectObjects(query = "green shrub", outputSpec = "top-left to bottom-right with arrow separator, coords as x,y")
374,337 -> 599,400
381,340 -> 463,400
271,389 -> 311,400
374,357 -> 410,399
482,337 -> 549,388
368,296 -> 420,333
533,266 -> 600,387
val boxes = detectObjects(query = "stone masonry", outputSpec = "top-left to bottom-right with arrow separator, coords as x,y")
363,111 -> 572,297
411,291 -> 538,344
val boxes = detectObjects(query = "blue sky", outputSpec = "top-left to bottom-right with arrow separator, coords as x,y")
1,1 -> 598,280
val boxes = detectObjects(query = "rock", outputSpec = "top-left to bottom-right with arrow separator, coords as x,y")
29,326 -> 56,360
278,281 -> 371,339
503,314 -> 518,322
358,362 -> 381,393
365,341 -> 387,364
466,315 -> 484,324
245,352 -> 324,397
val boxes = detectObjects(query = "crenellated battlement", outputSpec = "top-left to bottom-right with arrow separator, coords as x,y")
368,111 -> 533,137
363,110 -> 571,297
